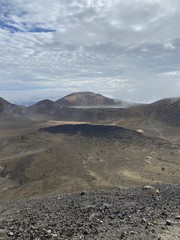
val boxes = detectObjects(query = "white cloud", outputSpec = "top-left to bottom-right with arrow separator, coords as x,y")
164,43 -> 176,49
0,0 -> 180,103
163,71 -> 180,76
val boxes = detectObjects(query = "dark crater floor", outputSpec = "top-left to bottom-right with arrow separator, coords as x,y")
39,124 -> 174,148
40,124 -> 133,138
0,184 -> 179,240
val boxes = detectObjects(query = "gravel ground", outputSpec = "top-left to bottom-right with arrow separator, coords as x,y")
0,184 -> 179,240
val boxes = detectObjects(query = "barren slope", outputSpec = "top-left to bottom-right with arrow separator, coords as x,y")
0,123 -> 179,200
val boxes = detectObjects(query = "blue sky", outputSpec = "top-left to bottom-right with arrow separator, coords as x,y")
0,0 -> 180,104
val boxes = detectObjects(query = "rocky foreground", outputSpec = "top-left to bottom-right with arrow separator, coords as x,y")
0,184 -> 179,240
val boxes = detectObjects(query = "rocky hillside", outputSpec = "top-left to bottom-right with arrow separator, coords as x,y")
0,184 -> 179,239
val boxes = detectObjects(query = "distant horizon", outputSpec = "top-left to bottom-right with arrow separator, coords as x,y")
1,90 -> 180,106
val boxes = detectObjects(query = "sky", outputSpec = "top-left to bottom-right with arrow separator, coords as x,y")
0,0 -> 180,104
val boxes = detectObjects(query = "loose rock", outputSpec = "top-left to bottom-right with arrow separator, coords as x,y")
0,184 -> 179,240
166,220 -> 174,226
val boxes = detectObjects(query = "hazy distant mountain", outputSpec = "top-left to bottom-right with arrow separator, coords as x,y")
0,94 -> 180,127
15,101 -> 37,106
55,91 -> 126,106
28,99 -> 56,114
27,92 -> 129,117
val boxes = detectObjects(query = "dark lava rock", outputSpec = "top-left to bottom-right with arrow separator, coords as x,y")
80,191 -> 86,196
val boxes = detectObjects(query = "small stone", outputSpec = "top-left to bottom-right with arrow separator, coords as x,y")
120,231 -> 127,239
143,185 -> 154,190
147,222 -> 155,226
83,229 -> 89,235
154,189 -> 160,194
175,215 -> 180,220
161,211 -> 168,217
30,226 -> 36,231
119,220 -> 125,225
141,217 -> 147,224
97,218 -> 103,224
166,220 -> 174,226
0,229 -> 8,240
8,231 -> 14,236
44,229 -> 52,235
80,191 -> 86,196
108,221 -> 113,225
151,220 -> 157,225
51,233 -> 58,237
143,186 -> 160,195
102,203 -> 112,209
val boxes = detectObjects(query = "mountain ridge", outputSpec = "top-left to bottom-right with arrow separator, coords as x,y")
0,93 -> 180,127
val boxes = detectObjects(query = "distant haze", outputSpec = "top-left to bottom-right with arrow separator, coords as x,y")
70,105 -> 127,109
0,0 -> 180,104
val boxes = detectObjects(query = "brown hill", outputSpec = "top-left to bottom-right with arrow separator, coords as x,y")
28,99 -> 58,115
149,97 -> 180,126
0,97 -> 27,118
126,97 -> 180,127
0,97 -> 15,113
55,91 -> 124,106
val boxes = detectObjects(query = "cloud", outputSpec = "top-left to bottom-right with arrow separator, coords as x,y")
0,0 -> 180,103
163,71 -> 180,76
